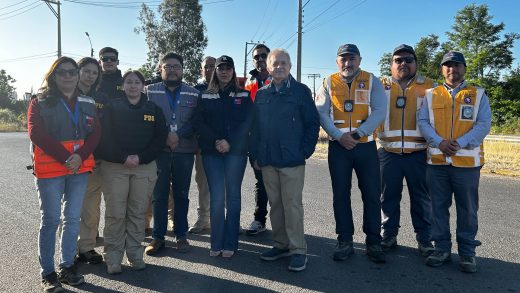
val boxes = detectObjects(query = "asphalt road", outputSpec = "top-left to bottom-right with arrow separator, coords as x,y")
0,132 -> 519,293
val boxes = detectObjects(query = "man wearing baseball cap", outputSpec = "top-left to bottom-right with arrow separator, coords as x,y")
378,44 -> 436,256
315,43 -> 387,263
418,51 -> 491,273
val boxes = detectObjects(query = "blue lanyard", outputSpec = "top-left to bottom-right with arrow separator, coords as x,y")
60,98 -> 80,127
165,88 -> 181,118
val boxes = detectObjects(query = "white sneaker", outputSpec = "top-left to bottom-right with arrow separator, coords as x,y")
246,220 -> 266,235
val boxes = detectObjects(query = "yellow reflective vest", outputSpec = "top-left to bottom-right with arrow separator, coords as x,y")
325,70 -> 373,143
378,75 -> 435,153
425,85 -> 485,167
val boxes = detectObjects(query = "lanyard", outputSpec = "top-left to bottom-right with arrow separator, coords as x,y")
60,98 -> 80,128
165,88 -> 181,119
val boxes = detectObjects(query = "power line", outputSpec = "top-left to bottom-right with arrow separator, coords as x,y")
304,0 -> 369,33
0,52 -> 56,63
0,0 -> 39,17
303,0 -> 341,29
250,0 -> 270,41
0,0 -> 31,11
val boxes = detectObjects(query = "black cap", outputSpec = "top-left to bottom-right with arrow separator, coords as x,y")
337,44 -> 360,56
393,44 -> 416,59
441,51 -> 466,66
216,55 -> 234,68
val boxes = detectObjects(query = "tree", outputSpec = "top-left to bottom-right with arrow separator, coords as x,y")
0,69 -> 16,110
446,4 -> 519,84
414,34 -> 444,81
487,66 -> 520,125
378,52 -> 392,77
135,0 -> 208,84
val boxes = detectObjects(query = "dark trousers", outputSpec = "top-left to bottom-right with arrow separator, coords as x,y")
426,165 -> 481,256
328,140 -> 382,245
252,166 -> 269,225
379,149 -> 432,243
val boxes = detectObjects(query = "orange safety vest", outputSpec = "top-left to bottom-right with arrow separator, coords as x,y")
33,140 -> 95,179
326,70 -> 373,143
425,85 -> 485,167
378,75 -> 435,153
245,76 -> 271,101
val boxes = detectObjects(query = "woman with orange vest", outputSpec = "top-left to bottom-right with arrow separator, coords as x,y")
28,56 -> 101,292
418,51 -> 491,273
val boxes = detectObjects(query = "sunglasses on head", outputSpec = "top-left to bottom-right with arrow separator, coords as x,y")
253,53 -> 268,61
101,56 -> 118,62
393,56 -> 415,64
55,69 -> 79,77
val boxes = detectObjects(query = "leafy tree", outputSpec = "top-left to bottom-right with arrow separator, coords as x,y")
378,52 -> 392,77
135,0 -> 208,84
446,4 -> 519,83
0,69 -> 17,110
487,66 -> 520,125
414,34 -> 444,81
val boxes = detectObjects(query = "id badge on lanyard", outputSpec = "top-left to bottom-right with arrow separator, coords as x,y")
61,98 -> 80,139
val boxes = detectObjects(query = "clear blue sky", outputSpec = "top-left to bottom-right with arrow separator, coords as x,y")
1,0 -> 519,99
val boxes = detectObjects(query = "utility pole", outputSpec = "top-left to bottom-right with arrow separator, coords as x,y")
85,32 -> 94,57
306,73 -> 321,100
296,0 -> 303,82
243,41 -> 261,78
43,0 -> 61,58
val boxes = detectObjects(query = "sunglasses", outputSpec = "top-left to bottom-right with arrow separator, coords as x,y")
253,53 -> 268,61
101,56 -> 118,62
55,69 -> 79,77
162,64 -> 182,71
393,56 -> 415,64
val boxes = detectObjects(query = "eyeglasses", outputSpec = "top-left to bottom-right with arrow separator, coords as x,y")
253,53 -> 268,61
393,56 -> 415,64
162,64 -> 182,71
55,69 -> 79,77
100,56 -> 118,62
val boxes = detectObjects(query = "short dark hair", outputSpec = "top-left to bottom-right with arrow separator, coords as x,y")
122,70 -> 145,84
252,44 -> 270,55
161,52 -> 183,67
99,47 -> 119,58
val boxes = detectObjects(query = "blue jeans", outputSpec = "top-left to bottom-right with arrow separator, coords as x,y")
426,165 -> 481,256
36,173 -> 89,277
328,140 -> 382,245
203,154 -> 247,251
379,149 -> 432,243
152,152 -> 194,240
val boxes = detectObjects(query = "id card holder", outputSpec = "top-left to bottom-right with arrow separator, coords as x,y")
396,96 -> 406,108
170,125 -> 178,132
344,100 -> 354,112
460,105 -> 474,121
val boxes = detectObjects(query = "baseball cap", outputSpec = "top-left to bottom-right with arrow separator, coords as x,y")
337,44 -> 360,56
441,51 -> 466,66
216,55 -> 235,68
393,44 -> 416,59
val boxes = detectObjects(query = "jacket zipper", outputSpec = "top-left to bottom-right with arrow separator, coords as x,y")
401,88 -> 405,154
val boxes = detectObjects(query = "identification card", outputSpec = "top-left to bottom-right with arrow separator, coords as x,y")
396,96 -> 406,108
344,100 -> 354,112
460,105 -> 474,121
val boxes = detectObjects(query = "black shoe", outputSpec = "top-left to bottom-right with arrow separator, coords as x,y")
332,241 -> 354,261
58,265 -> 84,286
366,244 -> 386,263
41,271 -> 63,293
77,250 -> 103,264
381,236 -> 397,252
459,255 -> 477,273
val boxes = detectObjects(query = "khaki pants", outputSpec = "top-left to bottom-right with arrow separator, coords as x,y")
194,151 -> 210,223
261,165 -> 307,254
78,161 -> 103,253
101,160 -> 157,265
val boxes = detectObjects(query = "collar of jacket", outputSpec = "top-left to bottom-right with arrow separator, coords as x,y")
102,69 -> 122,81
265,75 -> 293,94
123,92 -> 147,108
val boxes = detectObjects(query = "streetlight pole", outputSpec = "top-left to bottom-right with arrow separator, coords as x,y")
85,32 -> 93,57
43,0 -> 61,57
243,41 -> 261,78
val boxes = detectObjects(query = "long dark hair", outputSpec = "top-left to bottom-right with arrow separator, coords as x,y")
78,57 -> 102,93
206,65 -> 240,94
39,56 -> 79,101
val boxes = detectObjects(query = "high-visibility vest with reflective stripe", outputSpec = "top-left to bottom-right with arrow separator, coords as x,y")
245,76 -> 271,101
327,71 -> 373,143
33,140 -> 95,178
425,85 -> 485,167
378,75 -> 434,153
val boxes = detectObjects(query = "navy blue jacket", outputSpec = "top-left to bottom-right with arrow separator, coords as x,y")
193,85 -> 253,156
250,75 -> 320,168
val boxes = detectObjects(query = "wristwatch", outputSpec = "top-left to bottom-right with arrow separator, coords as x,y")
351,132 -> 361,140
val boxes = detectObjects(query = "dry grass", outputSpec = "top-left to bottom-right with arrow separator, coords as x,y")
0,123 -> 25,132
312,132 -> 520,177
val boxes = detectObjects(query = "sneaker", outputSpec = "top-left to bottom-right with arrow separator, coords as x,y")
366,244 -> 386,263
127,260 -> 146,271
288,254 -> 307,272
189,219 -> 210,234
209,250 -> 222,257
77,250 -> 103,264
57,265 -> 84,286
41,271 -> 63,293
418,241 -> 435,257
176,237 -> 190,253
222,250 -> 235,258
246,220 -> 266,236
381,236 -> 397,252
333,241 -> 354,261
145,239 -> 165,256
260,247 -> 291,261
459,255 -> 477,273
425,250 -> 451,267
106,264 -> 122,275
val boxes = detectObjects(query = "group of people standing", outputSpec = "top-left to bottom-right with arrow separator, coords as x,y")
28,40 -> 490,293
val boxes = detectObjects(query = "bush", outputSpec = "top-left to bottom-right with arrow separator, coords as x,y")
491,117 -> 520,135
0,108 -> 19,123
0,108 -> 26,131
